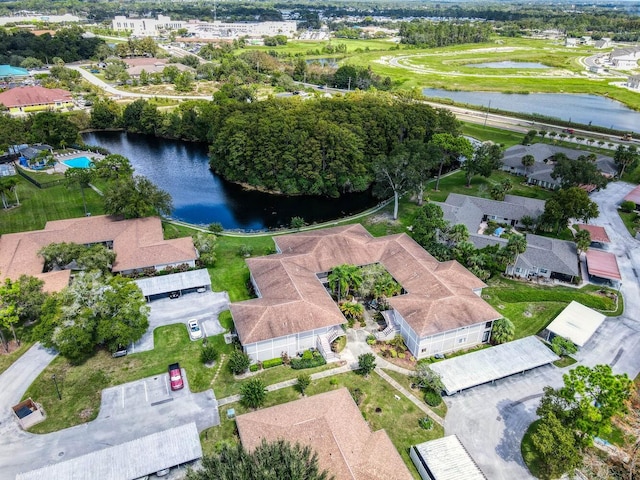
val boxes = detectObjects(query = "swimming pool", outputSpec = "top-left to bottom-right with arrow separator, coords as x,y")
62,156 -> 93,169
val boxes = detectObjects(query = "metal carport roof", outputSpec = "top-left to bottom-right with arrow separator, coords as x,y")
135,269 -> 211,297
586,249 -> 622,281
430,336 -> 559,395
545,301 -> 606,347
16,423 -> 202,480
411,435 -> 487,480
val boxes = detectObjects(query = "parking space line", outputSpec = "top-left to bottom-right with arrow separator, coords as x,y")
202,322 -> 208,337
164,375 -> 169,395
144,381 -> 148,402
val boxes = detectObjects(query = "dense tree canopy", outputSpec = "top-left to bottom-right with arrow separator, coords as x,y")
400,21 -> 493,47
104,175 -> 173,219
540,187 -> 599,233
551,153 -> 607,189
187,440 -> 333,480
35,272 -> 149,362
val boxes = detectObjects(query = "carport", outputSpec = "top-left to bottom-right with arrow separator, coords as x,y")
430,336 -> 559,395
16,422 -> 202,480
410,435 -> 487,480
543,301 -> 606,347
585,249 -> 622,288
135,269 -> 211,301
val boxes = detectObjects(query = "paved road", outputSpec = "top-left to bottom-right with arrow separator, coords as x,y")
444,181 -> 640,479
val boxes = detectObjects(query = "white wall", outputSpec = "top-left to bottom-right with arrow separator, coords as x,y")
243,325 -> 338,362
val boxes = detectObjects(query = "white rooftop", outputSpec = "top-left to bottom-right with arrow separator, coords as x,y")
412,435 -> 487,480
16,423 -> 202,480
135,269 -> 210,297
430,336 -> 559,395
545,301 -> 606,347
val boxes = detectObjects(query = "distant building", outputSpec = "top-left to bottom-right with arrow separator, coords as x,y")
609,47 -> 640,69
0,65 -> 30,80
628,74 -> 640,90
595,38 -> 612,49
112,15 -> 185,36
0,86 -> 73,115
0,13 -> 79,26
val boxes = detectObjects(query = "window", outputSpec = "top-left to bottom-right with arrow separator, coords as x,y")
515,267 -> 522,273
482,331 -> 490,342
421,348 -> 427,353
485,321 -> 492,329
458,337 -> 466,344
539,268 -> 548,274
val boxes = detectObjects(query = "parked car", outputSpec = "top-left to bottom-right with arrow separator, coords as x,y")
168,363 -> 184,391
188,319 -> 203,340
112,345 -> 127,358
169,291 -> 180,299
196,287 -> 206,293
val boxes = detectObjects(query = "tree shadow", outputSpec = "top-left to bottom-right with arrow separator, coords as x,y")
495,394 -> 541,466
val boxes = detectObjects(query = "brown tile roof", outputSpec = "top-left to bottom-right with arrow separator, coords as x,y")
624,184 -> 640,205
231,224 -> 500,344
235,388 -> 412,480
0,215 -> 197,291
586,249 -> 621,280
575,224 -> 610,244
0,86 -> 72,108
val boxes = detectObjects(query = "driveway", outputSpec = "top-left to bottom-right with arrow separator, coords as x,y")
131,290 -> 229,353
444,181 -> 640,479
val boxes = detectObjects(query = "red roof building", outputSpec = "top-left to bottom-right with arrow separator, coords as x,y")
0,86 -> 73,113
624,184 -> 640,208
586,249 -> 622,282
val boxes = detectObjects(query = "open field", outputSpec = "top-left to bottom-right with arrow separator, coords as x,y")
0,342 -> 33,376
200,370 -> 442,479
242,38 -> 398,56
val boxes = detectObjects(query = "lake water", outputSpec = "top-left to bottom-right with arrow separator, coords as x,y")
82,131 -> 377,230
306,57 -> 339,66
465,61 -> 549,69
422,88 -> 640,132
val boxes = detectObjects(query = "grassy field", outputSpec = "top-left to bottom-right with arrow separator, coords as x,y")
0,177 -> 105,235
201,370 -> 442,479
618,210 -> 638,237
484,279 -> 622,339
242,38 -> 398,57
0,342 -> 33,375
382,368 -> 448,418
461,123 -> 528,147
23,323 -> 235,433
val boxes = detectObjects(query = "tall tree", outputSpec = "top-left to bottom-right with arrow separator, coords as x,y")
65,167 -> 93,216
373,147 -> 411,220
104,175 -> 173,218
328,264 -> 363,301
521,154 -> 535,177
531,412 -> 583,478
411,203 -> 448,252
614,145 -> 639,178
240,378 -> 267,409
541,188 -> 599,233
575,229 -> 591,253
491,318 -> 515,344
29,111 -> 79,148
92,154 -> 133,181
505,234 -> 527,270
429,133 -> 473,191
462,143 -> 503,187
551,153 -> 607,189
186,440 -> 332,480
406,141 -> 438,206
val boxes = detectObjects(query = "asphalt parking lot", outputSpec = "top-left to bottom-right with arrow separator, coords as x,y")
131,290 -> 229,353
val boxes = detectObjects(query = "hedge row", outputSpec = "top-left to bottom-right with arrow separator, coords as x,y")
291,354 -> 326,370
262,357 -> 283,369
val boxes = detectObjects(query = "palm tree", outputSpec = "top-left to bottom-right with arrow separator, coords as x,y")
65,168 -> 93,216
521,154 -> 535,178
339,301 -> 364,321
328,264 -> 363,301
506,234 -> 527,272
575,229 -> 591,254
491,318 -> 515,344
0,177 -> 18,208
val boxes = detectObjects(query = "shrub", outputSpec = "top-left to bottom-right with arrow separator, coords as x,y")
262,357 -> 283,369
201,344 -> 219,364
418,417 -> 433,430
302,350 -> 313,360
424,388 -> 442,407
329,378 -> 338,386
389,349 -> 398,358
358,353 -> 377,376
280,351 -> 291,365
291,350 -> 326,370
249,363 -> 260,372
620,200 -> 636,213
366,335 -> 376,345
350,388 -> 363,406
398,352 -> 406,359
228,349 -> 251,375
240,378 -> 267,409
208,222 -> 224,233
296,373 -> 311,395
238,244 -> 253,257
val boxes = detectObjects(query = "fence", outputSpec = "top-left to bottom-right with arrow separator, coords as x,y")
15,166 -> 65,189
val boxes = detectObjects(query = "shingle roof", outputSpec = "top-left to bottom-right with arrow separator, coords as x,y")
236,388 -> 413,480
515,234 -> 579,276
0,216 -> 197,292
231,224 -> 500,344
0,86 -> 72,108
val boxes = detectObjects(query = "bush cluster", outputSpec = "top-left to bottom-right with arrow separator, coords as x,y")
262,357 -> 283,369
291,350 -> 326,370
423,388 -> 443,407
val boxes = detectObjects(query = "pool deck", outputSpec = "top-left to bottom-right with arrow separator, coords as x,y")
54,150 -> 104,173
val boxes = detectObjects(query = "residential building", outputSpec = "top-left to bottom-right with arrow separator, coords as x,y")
0,14 -> 79,26
0,86 -> 73,115
624,184 -> 640,209
595,38 -> 612,49
230,224 -> 500,362
501,144 -> 616,189
628,74 -> 640,90
609,47 -> 640,69
236,388 -> 413,480
438,193 -> 580,282
112,15 -> 185,36
0,215 -> 198,292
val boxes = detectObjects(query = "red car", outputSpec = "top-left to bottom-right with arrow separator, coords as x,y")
168,363 -> 184,391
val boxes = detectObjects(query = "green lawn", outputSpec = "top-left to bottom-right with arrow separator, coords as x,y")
23,323 -> 235,433
382,368 -> 448,418
521,419 -> 547,479
462,123 -> 528,148
201,371 -> 443,479
0,342 -> 33,375
0,177 -> 105,235
618,210 -> 637,237
484,279 -> 621,339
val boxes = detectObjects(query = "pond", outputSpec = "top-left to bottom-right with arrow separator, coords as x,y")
422,88 -> 640,132
306,57 -> 339,66
82,131 -> 377,231
465,61 -> 550,69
